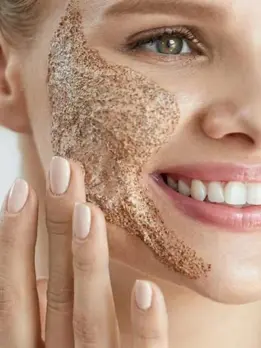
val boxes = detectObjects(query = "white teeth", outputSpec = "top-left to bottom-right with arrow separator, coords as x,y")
224,182 -> 247,205
166,176 -> 178,191
165,175 -> 261,207
191,180 -> 207,201
208,182 -> 225,203
178,180 -> 190,196
247,183 -> 261,205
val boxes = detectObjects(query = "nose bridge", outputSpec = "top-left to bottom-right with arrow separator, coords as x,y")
219,52 -> 261,131
201,52 -> 261,148
200,3 -> 261,149
230,22 -> 261,110
239,64 -> 261,132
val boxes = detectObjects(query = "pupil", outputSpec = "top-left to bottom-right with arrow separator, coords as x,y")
157,36 -> 183,55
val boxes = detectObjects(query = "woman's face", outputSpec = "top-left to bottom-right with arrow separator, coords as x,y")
15,0 -> 261,303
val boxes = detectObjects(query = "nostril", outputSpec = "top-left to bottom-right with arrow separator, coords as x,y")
226,133 -> 255,146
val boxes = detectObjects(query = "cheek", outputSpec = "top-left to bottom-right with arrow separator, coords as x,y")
48,2 -> 179,222
46,0 -> 211,281
106,53 -> 212,129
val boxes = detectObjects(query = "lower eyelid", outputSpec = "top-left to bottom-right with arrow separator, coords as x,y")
130,49 -> 195,60
126,48 -> 209,67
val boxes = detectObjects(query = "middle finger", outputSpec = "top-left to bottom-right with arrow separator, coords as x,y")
45,157 -> 86,347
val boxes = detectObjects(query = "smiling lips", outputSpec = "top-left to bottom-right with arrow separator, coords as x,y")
154,163 -> 261,231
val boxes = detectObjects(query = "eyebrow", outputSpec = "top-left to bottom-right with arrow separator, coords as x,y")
104,0 -> 227,22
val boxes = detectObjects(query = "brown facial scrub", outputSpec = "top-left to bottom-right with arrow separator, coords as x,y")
47,0 -> 210,279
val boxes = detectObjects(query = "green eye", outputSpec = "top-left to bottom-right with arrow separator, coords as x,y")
156,36 -> 185,55
128,27 -> 204,58
139,34 -> 192,55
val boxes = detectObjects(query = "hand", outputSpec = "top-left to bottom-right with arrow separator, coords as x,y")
0,157 -> 169,347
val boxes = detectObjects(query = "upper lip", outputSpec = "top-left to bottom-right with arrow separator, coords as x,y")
156,162 -> 261,183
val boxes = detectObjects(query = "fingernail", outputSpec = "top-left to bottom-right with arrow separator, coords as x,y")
7,179 -> 29,214
0,196 -> 7,222
49,157 -> 71,195
73,203 -> 91,240
135,280 -> 152,310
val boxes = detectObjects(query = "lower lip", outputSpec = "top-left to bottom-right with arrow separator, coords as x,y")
151,175 -> 261,232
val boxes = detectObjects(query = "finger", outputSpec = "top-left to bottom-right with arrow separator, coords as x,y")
36,278 -> 48,341
131,281 -> 169,348
45,157 -> 86,348
72,204 -> 120,348
0,179 -> 42,348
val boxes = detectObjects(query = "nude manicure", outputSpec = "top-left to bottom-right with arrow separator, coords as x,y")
7,179 -> 29,214
73,203 -> 91,240
49,156 -> 71,195
135,280 -> 152,310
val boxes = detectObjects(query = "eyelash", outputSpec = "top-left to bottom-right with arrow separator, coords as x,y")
125,26 -> 206,56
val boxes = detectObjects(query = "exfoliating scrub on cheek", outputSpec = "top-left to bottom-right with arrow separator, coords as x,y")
48,0 -> 210,279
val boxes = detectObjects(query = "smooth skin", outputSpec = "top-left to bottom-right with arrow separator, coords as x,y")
3,0 -> 261,347
0,158 -> 168,348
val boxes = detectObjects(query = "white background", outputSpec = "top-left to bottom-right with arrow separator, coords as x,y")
0,127 -> 22,206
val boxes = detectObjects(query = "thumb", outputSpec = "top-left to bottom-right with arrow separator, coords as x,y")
36,278 -> 48,342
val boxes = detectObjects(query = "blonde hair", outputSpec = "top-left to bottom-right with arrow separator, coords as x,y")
0,0 -> 41,46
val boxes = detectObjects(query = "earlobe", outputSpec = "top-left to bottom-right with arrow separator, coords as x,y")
0,47 -> 10,96
0,38 -> 31,134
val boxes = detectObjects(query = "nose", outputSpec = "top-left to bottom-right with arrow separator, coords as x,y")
201,48 -> 261,149
201,100 -> 261,149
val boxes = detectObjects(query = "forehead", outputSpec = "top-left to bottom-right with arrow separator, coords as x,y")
79,0 -> 258,14
74,0 -> 261,27
45,0 -> 261,38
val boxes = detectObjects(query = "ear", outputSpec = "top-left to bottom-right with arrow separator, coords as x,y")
0,37 -> 31,134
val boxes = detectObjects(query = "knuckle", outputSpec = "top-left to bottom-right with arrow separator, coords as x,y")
47,289 -> 73,314
135,321 -> 162,342
47,272 -> 73,314
136,329 -> 162,342
0,219 -> 19,251
0,275 -> 18,318
73,244 -> 104,274
46,216 -> 71,236
73,253 -> 96,274
0,232 -> 17,251
73,312 -> 100,346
